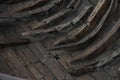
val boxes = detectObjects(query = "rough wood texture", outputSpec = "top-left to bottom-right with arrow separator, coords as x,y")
0,0 -> 120,80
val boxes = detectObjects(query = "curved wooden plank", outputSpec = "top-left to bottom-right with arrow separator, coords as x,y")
0,0 -> 63,19
22,5 -> 92,36
32,8 -> 71,29
52,0 -> 116,50
54,0 -> 109,46
70,18 -> 120,63
0,0 -> 49,14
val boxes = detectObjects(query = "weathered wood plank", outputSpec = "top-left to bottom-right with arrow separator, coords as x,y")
70,18 -> 120,63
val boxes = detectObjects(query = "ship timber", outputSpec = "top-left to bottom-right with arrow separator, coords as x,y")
0,0 -> 120,80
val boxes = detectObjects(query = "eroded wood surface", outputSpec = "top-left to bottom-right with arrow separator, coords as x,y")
0,0 -> 120,80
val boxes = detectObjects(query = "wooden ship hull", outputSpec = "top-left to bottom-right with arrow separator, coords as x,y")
0,0 -> 120,80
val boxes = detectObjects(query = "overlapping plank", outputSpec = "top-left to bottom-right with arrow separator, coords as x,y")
0,0 -> 49,14
22,5 -> 92,36
32,8 -> 72,29
70,18 -> 120,63
52,0 -> 116,50
0,0 -> 63,19
54,0 -> 109,46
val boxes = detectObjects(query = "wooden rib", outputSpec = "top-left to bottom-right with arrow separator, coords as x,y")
66,0 -> 82,10
22,5 -> 92,36
0,0 -> 63,19
52,0 -> 115,50
22,22 -> 71,36
73,0 -> 82,10
32,8 -> 71,29
69,18 -> 120,63
21,28 -> 52,37
66,0 -> 76,9
0,0 -> 49,14
71,5 -> 93,25
54,0 -> 109,46
0,38 -> 30,48
96,48 -> 120,67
